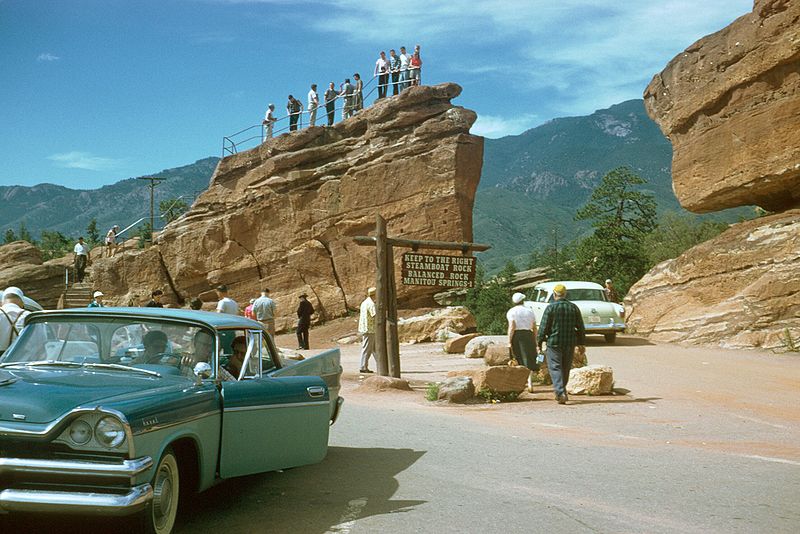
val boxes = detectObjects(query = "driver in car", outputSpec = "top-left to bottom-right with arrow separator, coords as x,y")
135,330 -> 170,364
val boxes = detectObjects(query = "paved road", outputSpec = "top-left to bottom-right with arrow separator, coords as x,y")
4,336 -> 799,533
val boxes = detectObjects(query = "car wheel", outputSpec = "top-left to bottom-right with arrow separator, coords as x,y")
140,447 -> 180,534
604,333 -> 617,344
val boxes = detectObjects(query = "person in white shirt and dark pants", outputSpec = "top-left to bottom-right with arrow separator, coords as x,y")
73,237 -> 90,283
507,292 -> 539,393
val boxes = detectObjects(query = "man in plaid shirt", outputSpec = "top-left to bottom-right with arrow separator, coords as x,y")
537,284 -> 586,404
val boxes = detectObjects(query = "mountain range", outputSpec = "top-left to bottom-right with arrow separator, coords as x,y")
0,100 -> 746,270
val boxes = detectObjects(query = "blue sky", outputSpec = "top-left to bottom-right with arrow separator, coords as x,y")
0,0 -> 752,189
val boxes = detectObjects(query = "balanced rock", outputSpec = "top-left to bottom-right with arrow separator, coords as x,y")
443,332 -> 481,354
358,376 -> 413,392
483,345 -> 511,366
566,365 -> 614,396
626,210 -> 800,349
644,1 -> 800,213
398,306 -> 476,343
464,335 -> 506,359
437,376 -> 475,403
83,83 -> 482,324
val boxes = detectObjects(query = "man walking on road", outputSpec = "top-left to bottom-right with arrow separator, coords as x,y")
537,284 -> 586,404
358,287 -> 377,373
73,237 -> 90,283
253,288 -> 277,338
296,293 -> 314,350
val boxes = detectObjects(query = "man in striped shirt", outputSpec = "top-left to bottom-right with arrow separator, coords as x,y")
537,284 -> 586,404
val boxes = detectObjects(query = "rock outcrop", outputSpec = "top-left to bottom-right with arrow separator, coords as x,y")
397,306 -> 476,343
88,84 -> 483,328
0,241 -> 71,308
632,1 -> 800,349
626,209 -> 800,349
643,1 -> 800,213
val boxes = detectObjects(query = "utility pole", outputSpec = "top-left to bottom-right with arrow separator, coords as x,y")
137,176 -> 165,246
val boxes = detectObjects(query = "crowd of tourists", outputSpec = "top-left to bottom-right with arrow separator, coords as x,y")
262,44 -> 423,137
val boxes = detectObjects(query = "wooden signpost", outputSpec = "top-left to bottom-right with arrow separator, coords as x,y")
354,214 -> 489,378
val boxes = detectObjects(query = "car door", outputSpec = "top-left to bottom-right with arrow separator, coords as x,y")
218,330 -> 331,478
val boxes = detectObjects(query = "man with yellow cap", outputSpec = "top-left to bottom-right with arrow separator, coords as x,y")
537,284 -> 586,404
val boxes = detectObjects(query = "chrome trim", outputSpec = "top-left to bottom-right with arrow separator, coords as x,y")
0,456 -> 152,478
132,410 -> 219,436
330,396 -> 344,426
0,406 -> 136,457
0,483 -> 152,515
225,400 -> 329,412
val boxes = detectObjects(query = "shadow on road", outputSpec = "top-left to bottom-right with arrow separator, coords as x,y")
584,336 -> 654,347
0,446 -> 426,534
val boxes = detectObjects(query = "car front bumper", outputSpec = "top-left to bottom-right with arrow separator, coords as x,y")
0,456 -> 153,515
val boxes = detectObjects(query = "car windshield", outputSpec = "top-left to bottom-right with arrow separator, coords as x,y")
565,289 -> 607,302
0,316 -> 215,377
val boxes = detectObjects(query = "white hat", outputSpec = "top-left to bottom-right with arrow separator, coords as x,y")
605,279 -> 612,284
93,291 -> 104,298
3,286 -> 24,299
512,292 -> 525,304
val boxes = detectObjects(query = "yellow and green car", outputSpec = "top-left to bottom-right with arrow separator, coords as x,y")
0,307 -> 343,533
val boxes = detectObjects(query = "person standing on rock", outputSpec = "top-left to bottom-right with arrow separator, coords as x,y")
0,287 -> 31,357
287,95 -> 303,131
262,103 -> 277,139
398,46 -> 410,91
73,236 -> 90,283
408,48 -> 422,87
358,287 -> 377,373
507,292 -> 539,393
537,284 -> 585,405
215,285 -> 239,315
339,78 -> 355,119
105,225 -> 119,257
374,51 -> 389,99
324,82 -> 337,126
353,73 -> 364,112
145,289 -> 164,308
88,290 -> 105,308
307,84 -> 319,127
253,288 -> 277,338
296,293 -> 314,350
389,49 -> 401,95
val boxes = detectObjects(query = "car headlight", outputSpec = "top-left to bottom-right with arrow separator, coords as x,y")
68,419 -> 93,445
95,416 -> 126,448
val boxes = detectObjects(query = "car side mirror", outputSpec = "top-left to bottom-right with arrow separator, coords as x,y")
193,362 -> 212,379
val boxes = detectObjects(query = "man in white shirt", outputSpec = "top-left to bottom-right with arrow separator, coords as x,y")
215,285 -> 239,315
374,51 -> 389,99
0,287 -> 31,356
252,288 -> 277,338
358,287 -> 377,373
73,236 -> 90,283
398,46 -> 410,91
263,103 -> 277,140
307,84 -> 320,127
507,292 -> 539,393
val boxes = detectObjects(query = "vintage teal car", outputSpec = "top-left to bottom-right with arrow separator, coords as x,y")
0,307 -> 343,533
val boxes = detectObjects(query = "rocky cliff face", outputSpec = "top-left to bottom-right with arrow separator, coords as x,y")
630,1 -> 800,349
0,241 -> 71,308
89,83 -> 483,330
643,0 -> 800,213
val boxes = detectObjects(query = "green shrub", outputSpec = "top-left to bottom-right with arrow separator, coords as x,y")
476,387 -> 520,403
425,382 -> 440,401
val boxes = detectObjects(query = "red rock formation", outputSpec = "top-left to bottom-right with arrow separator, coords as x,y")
90,83 -> 483,330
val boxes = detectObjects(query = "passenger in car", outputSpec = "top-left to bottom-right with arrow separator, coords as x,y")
224,336 -> 247,380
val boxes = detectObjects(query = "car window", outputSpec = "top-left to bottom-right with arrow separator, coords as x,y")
565,289 -> 607,301
536,290 -> 547,303
259,332 -> 277,373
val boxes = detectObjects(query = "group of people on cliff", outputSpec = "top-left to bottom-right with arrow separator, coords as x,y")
262,44 -> 423,138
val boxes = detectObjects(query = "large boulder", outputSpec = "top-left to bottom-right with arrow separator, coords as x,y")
0,241 -> 72,309
566,365 -> 614,396
643,1 -> 800,213
358,376 -> 413,392
626,210 -> 800,349
437,376 -> 475,403
450,366 -> 530,395
398,306 -> 476,343
483,345 -> 511,366
443,332 -> 481,354
83,83 -> 483,321
464,335 -> 506,359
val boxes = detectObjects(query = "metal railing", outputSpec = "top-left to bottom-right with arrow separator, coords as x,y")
222,68 -> 422,157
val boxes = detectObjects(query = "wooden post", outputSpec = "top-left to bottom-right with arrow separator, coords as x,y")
374,215 -> 389,376
386,243 -> 400,378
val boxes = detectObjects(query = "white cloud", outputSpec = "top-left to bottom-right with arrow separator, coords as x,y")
472,113 -> 539,139
47,152 -> 126,171
37,52 -> 60,62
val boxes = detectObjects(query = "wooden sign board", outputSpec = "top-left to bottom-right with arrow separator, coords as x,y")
401,253 -> 476,288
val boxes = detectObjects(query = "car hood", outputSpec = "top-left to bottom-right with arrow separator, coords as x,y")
0,367 -> 190,424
